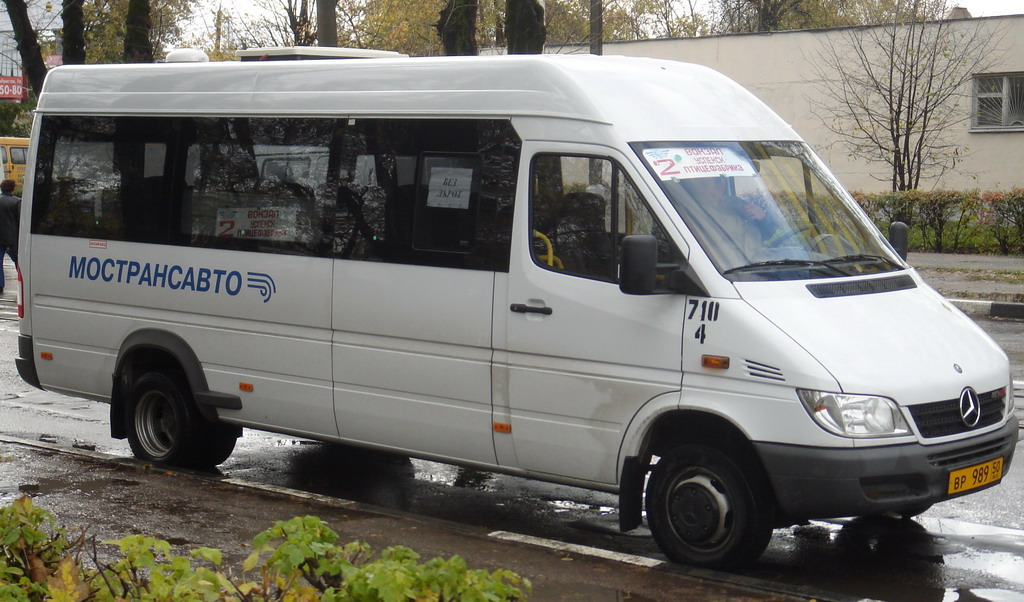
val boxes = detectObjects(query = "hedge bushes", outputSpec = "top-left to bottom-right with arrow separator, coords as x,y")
1,496 -> 530,601
852,188 -> 1024,255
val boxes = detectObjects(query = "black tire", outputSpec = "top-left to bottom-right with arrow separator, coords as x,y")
646,444 -> 775,569
125,371 -> 238,469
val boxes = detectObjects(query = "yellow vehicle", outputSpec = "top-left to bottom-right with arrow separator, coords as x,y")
0,136 -> 29,191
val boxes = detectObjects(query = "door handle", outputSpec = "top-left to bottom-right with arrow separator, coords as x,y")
510,303 -> 553,316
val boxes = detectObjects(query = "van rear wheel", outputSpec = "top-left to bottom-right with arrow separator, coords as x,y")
646,444 -> 774,569
126,371 -> 237,469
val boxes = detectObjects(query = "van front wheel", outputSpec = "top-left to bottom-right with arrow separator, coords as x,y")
126,372 -> 237,469
646,444 -> 774,569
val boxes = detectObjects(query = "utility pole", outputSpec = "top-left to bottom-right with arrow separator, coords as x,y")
589,0 -> 602,55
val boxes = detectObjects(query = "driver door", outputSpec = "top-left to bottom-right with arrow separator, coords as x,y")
495,146 -> 687,485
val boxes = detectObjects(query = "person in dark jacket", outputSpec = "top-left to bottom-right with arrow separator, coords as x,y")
0,178 -> 21,295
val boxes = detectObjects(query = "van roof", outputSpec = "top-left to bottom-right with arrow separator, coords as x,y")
36,54 -> 799,142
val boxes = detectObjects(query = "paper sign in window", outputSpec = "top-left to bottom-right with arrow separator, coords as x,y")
216,207 -> 298,241
643,147 -> 756,180
426,167 -> 474,209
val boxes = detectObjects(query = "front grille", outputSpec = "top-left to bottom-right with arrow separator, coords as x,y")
927,434 -> 1014,469
908,389 -> 1005,438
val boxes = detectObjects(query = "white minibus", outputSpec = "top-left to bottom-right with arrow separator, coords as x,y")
15,54 -> 1016,569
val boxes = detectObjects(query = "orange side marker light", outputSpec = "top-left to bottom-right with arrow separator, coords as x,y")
701,355 -> 730,370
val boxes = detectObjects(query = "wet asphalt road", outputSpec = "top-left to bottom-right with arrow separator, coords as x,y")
1,292 -> 1023,600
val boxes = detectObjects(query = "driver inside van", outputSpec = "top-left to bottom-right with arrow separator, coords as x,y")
681,175 -> 776,258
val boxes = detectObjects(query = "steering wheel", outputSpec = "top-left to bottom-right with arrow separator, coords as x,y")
769,225 -> 813,248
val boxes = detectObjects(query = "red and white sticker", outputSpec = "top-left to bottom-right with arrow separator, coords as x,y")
643,147 -> 756,180
216,207 -> 297,241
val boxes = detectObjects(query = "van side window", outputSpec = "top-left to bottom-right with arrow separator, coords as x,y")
530,154 -> 672,282
31,115 -> 521,271
329,119 -> 519,271
32,116 -> 176,242
184,117 -> 331,256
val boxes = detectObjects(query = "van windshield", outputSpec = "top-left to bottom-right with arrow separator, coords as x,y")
634,141 -> 903,281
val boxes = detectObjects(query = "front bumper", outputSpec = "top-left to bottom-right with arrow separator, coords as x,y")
755,419 -> 1018,520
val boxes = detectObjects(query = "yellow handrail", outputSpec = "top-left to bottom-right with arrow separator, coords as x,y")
533,230 -> 564,269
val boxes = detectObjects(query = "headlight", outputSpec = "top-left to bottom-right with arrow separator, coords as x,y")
798,390 -> 910,438
1007,381 -> 1018,425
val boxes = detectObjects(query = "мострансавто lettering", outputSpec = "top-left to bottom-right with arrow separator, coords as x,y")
69,256 -> 243,295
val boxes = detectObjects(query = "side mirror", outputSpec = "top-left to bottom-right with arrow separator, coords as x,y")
889,221 -> 908,260
620,235 -> 658,295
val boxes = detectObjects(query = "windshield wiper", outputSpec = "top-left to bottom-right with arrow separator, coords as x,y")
723,259 -> 848,277
824,254 -> 903,270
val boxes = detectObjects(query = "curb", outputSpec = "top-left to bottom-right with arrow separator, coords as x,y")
949,298 -> 1024,320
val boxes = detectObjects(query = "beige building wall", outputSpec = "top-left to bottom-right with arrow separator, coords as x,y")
576,15 -> 1024,193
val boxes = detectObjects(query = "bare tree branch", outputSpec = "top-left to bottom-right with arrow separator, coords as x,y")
811,5 -> 1004,190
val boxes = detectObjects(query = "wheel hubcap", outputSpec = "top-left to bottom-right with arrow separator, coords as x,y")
135,391 -> 176,457
667,473 -> 731,547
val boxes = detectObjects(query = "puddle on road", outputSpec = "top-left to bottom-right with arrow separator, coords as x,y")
918,516 -> 1024,543
410,461 -> 496,491
269,438 -> 317,447
793,516 -> 1024,599
549,499 -> 617,515
942,548 -> 1024,587
944,589 -> 1024,601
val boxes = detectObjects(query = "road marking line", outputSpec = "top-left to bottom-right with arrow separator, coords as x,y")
219,478 -> 356,509
488,530 -> 664,568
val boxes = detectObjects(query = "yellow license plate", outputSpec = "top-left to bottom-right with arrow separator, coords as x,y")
947,457 -> 1004,495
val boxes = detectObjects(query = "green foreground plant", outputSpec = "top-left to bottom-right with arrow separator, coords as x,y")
1,497 -> 530,601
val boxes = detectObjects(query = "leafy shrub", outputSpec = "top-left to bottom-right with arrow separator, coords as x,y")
0,496 -> 81,601
979,188 -> 1024,255
1,497 -> 530,601
853,188 -> 1024,255
915,190 -> 980,253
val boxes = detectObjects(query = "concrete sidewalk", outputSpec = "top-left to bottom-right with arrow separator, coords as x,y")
909,252 -> 1024,319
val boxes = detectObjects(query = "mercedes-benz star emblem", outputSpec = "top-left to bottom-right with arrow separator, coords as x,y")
959,387 -> 981,428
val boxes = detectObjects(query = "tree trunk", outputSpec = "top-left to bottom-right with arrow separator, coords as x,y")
437,0 -> 478,56
62,0 -> 87,65
2,0 -> 48,96
287,0 -> 317,46
316,0 -> 338,47
506,0 -> 545,54
123,0 -> 154,63
589,0 -> 602,55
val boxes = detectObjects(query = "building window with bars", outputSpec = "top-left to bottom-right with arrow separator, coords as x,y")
974,74 -> 1024,129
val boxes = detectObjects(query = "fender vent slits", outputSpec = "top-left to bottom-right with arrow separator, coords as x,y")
746,360 -> 785,381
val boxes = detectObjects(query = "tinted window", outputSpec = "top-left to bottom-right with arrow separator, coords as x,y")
329,119 -> 519,270
183,117 -> 331,256
32,117 -> 177,242
32,116 -> 521,271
